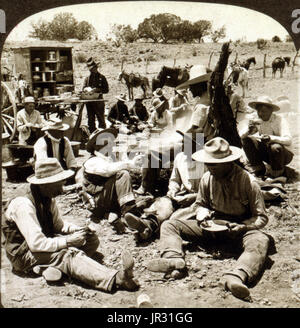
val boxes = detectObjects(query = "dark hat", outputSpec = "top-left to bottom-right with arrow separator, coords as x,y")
86,57 -> 99,69
86,128 -> 118,154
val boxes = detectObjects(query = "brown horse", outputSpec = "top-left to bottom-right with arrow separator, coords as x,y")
152,66 -> 190,91
118,70 -> 150,100
272,57 -> 290,78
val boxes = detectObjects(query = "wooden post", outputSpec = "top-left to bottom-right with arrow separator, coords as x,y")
263,54 -> 267,78
173,58 -> 176,67
292,50 -> 299,73
208,51 -> 214,69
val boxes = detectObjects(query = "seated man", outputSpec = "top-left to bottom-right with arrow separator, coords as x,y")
34,119 -> 77,171
147,137 -> 270,300
16,96 -> 43,145
125,131 -> 204,241
169,89 -> 192,130
129,93 -> 149,123
77,128 -> 145,226
3,158 -> 138,292
241,95 -> 293,178
107,93 -> 131,126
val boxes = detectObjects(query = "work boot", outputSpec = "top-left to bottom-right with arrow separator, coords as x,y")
115,250 -> 139,291
147,258 -> 186,273
33,266 -> 62,282
124,213 -> 158,241
224,274 -> 250,299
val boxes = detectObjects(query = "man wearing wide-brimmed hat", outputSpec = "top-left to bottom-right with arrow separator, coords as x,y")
169,88 -> 192,130
34,118 -> 77,171
148,98 -> 173,130
107,93 -> 131,126
2,158 -> 138,292
16,96 -> 43,145
147,137 -> 270,300
129,93 -> 149,123
177,65 -> 215,142
125,130 -> 204,242
78,128 -> 146,227
83,57 -> 109,133
241,95 -> 293,178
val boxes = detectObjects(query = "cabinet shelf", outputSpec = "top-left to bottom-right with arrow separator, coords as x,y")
32,81 -> 56,83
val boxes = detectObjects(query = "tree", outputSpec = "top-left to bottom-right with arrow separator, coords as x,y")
29,12 -> 97,41
29,18 -> 51,40
172,20 -> 194,43
285,34 -> 293,42
272,35 -> 282,42
138,13 -> 181,43
108,24 -> 138,44
76,21 -> 97,40
192,20 -> 212,43
257,38 -> 268,50
210,25 -> 226,43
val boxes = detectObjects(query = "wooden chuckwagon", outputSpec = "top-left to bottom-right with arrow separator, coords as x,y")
1,45 -> 105,181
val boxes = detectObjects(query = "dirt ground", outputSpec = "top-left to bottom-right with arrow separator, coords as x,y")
1,40 -> 300,308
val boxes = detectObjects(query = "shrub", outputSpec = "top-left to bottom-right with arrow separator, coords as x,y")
257,38 -> 268,50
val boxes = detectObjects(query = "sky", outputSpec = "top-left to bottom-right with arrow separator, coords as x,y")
6,1 -> 290,42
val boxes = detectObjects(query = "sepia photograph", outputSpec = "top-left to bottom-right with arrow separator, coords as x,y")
0,0 -> 299,309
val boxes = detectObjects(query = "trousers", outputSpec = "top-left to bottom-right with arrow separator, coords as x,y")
160,217 -> 270,283
89,170 -> 135,218
86,101 -> 106,133
242,136 -> 293,171
10,233 -> 118,292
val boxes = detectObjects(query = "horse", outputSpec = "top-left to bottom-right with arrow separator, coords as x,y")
272,57 -> 290,78
118,70 -> 150,100
152,66 -> 190,91
225,64 -> 249,98
240,57 -> 256,70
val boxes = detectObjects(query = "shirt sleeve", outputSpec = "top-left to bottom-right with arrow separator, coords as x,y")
101,75 -> 109,94
84,156 -> 129,177
51,199 -> 79,234
243,176 -> 268,229
195,172 -> 211,209
64,137 -> 77,169
33,138 -> 48,161
6,197 -> 68,253
269,115 -> 292,146
16,112 -> 28,132
191,105 -> 207,129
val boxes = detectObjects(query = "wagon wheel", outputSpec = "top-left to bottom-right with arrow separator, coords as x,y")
1,81 -> 17,142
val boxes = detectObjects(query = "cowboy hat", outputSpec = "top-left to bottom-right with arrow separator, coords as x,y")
274,95 -> 291,112
86,57 -> 99,68
115,93 -> 127,102
176,65 -> 212,90
24,96 -> 35,103
152,88 -> 164,97
176,130 -> 204,148
27,158 -> 74,184
86,127 -> 118,154
150,99 -> 165,112
42,119 -> 69,131
248,95 -> 280,112
192,137 -> 243,163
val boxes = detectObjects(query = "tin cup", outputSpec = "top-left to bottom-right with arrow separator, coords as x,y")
137,293 -> 153,308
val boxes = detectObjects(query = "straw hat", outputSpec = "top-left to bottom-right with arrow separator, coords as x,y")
115,93 -> 127,102
27,158 -> 74,184
176,65 -> 212,90
42,119 -> 69,131
192,137 -> 243,163
24,96 -> 35,104
274,95 -> 291,112
86,128 -> 118,154
248,95 -> 280,112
